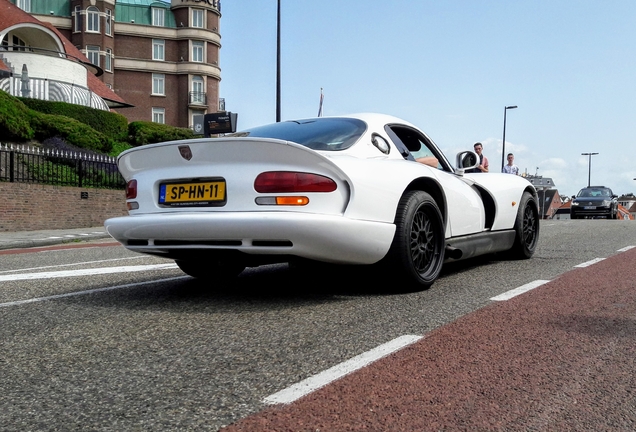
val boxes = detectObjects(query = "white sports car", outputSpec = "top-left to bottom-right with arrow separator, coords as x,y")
105,113 -> 539,288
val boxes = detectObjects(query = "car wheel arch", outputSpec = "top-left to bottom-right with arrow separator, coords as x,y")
403,177 -> 447,224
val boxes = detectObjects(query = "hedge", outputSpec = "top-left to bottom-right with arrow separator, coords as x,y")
0,90 -> 35,141
19,98 -> 128,139
128,121 -> 195,146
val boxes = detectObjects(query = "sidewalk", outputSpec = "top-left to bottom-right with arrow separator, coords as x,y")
0,226 -> 112,251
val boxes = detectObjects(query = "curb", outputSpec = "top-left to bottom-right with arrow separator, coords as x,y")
0,232 -> 112,251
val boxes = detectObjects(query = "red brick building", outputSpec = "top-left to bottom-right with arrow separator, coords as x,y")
1,0 -> 221,129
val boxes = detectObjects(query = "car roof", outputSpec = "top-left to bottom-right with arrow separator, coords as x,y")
328,113 -> 419,129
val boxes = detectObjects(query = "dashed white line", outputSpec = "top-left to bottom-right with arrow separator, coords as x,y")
490,280 -> 550,301
0,276 -> 188,308
263,335 -> 423,405
0,256 -> 144,274
0,263 -> 179,282
574,258 -> 605,268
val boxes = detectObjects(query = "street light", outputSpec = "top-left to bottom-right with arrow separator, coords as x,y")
581,152 -> 599,187
275,0 -> 281,122
501,105 -> 518,172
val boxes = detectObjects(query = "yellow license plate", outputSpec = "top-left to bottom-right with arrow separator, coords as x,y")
159,181 -> 226,206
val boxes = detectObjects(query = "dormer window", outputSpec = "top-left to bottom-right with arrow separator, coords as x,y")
152,8 -> 165,26
17,0 -> 31,12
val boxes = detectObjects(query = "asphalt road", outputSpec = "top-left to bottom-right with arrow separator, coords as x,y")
0,219 -> 634,431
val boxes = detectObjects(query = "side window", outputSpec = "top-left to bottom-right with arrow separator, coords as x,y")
384,126 -> 413,160
385,125 -> 447,170
411,138 -> 436,160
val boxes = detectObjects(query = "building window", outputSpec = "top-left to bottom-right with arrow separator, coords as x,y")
74,6 -> 82,32
192,41 -> 204,63
104,48 -> 112,72
87,7 -> 100,33
152,8 -> 165,26
152,39 -> 165,61
192,9 -> 204,28
86,45 -> 100,66
105,9 -> 112,36
17,0 -> 31,12
6,35 -> 28,51
152,73 -> 165,95
191,75 -> 204,103
152,107 -> 165,124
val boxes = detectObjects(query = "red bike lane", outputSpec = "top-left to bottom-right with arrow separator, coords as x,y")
222,248 -> 636,431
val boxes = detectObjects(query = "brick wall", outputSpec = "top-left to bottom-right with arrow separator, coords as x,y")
0,183 -> 128,232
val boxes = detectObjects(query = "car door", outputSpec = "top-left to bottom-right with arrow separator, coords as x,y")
385,124 -> 486,237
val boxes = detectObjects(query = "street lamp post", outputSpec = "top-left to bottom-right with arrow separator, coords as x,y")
276,0 -> 281,122
501,105 -> 518,172
581,152 -> 599,187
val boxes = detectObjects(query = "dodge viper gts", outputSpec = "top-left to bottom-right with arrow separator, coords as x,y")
105,113 -> 539,288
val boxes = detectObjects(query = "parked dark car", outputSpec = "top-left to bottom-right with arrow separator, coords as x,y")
570,186 -> 618,219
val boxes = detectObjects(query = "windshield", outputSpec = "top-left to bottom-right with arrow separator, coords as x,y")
228,118 -> 367,151
578,188 -> 612,198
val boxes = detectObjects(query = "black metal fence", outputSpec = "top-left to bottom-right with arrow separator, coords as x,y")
0,143 -> 125,189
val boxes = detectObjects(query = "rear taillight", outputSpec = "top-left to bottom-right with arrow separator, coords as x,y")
126,179 -> 137,199
254,172 -> 337,193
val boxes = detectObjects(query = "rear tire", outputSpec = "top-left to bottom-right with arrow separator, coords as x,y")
511,192 -> 539,259
176,258 -> 245,280
386,191 -> 445,288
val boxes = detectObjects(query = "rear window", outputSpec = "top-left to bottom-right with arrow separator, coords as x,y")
228,118 -> 367,151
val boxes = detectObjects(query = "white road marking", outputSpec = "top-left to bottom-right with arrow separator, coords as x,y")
574,258 -> 605,268
0,276 -> 188,308
617,245 -> 636,252
0,256 -> 144,274
490,280 -> 550,301
263,335 -> 423,405
0,263 -> 178,282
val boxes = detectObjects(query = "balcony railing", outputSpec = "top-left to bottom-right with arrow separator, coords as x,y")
0,45 -> 109,110
189,91 -> 207,105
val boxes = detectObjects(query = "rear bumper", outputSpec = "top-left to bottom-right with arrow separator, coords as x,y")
105,212 -> 396,265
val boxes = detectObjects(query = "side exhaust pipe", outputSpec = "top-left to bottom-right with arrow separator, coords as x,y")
445,245 -> 463,260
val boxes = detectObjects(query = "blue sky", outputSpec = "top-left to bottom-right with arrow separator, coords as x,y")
218,0 -> 636,197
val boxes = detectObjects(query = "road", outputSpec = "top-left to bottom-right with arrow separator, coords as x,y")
0,220 -> 634,431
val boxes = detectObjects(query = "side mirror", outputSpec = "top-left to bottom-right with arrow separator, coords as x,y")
455,150 -> 479,175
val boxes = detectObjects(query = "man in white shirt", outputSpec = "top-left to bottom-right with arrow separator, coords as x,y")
502,153 -> 519,175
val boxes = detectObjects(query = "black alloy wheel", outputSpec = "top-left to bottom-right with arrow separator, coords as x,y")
387,190 -> 445,288
511,191 -> 540,258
